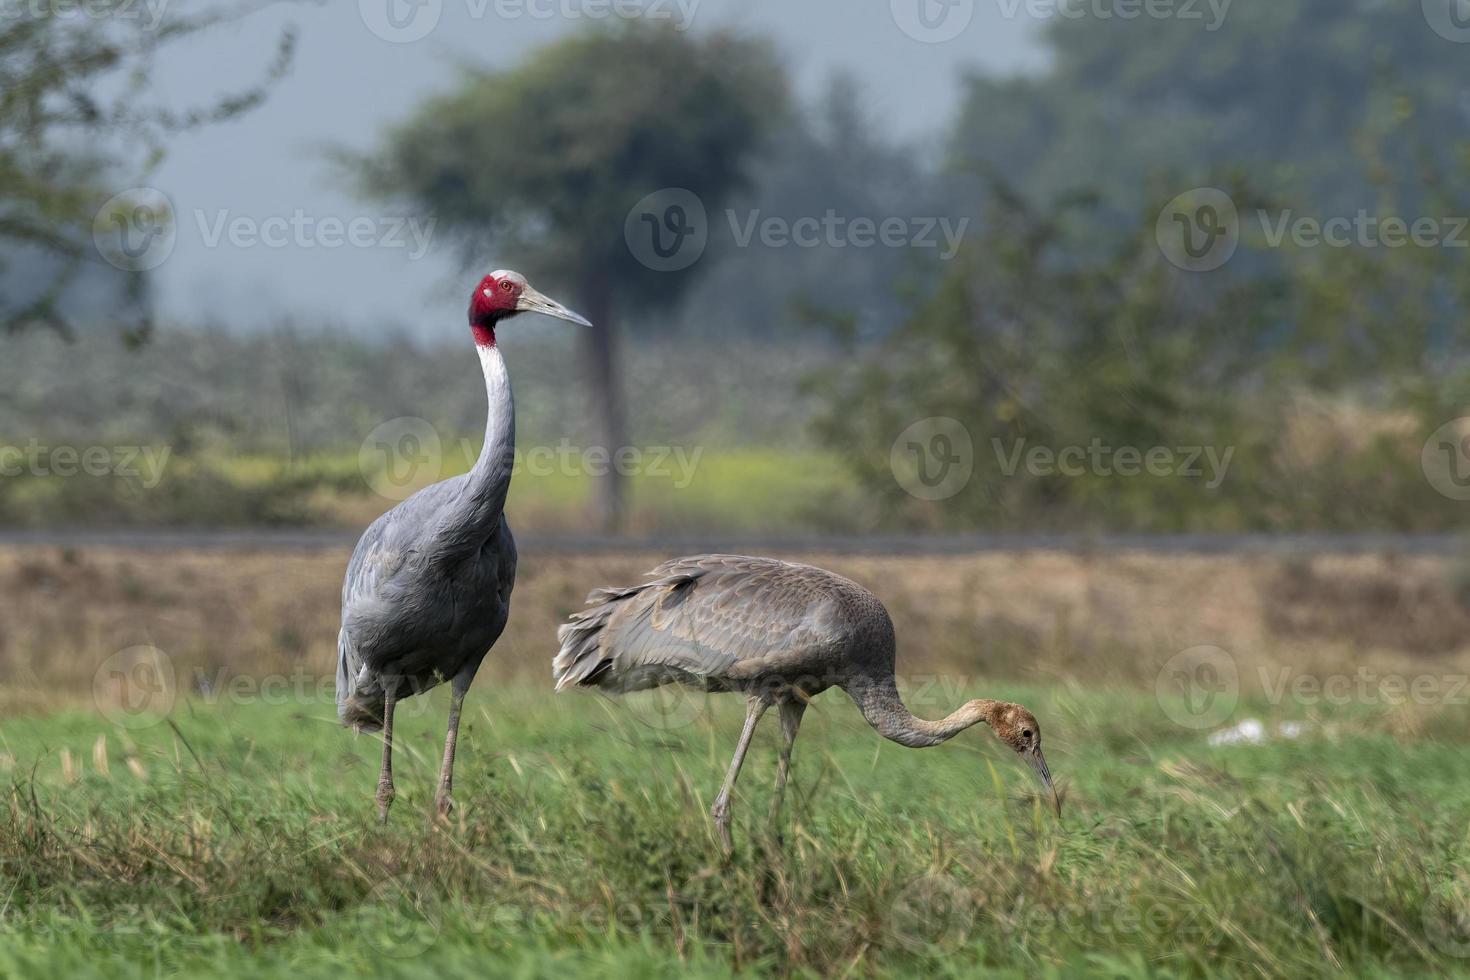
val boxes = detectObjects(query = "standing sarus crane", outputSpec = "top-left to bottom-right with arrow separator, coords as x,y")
338,270 -> 590,823
553,555 -> 1060,850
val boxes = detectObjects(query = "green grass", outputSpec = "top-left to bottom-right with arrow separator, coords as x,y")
0,444 -> 857,532
2,686 -> 1469,978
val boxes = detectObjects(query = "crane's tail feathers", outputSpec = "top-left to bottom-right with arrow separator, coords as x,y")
553,597 -> 621,691
338,691 -> 385,733
553,578 -> 674,691
554,571 -> 707,692
336,626 -> 385,731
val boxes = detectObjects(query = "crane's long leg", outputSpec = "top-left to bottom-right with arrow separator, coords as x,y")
376,689 -> 397,825
768,701 -> 806,830
434,674 -> 472,821
711,699 -> 768,853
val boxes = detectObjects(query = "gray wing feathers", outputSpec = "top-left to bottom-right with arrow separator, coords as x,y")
335,508 -> 418,728
552,555 -> 849,693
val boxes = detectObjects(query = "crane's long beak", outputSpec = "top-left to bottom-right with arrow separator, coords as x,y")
516,286 -> 592,327
1025,746 -> 1062,818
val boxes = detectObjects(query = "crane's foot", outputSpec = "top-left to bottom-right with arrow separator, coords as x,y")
434,792 -> 455,822
376,780 -> 395,825
711,801 -> 734,858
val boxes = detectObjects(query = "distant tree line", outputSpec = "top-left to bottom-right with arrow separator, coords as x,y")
0,2 -> 297,341
810,0 -> 1470,531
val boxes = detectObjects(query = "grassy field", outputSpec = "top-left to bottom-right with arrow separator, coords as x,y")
3,687 -> 1469,977
3,546 -> 1470,976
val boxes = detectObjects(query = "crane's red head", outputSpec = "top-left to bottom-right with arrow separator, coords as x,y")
468,269 -> 592,347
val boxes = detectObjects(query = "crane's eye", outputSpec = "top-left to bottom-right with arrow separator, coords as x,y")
500,280 -> 514,292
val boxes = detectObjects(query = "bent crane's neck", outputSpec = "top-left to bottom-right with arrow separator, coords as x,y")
850,678 -> 997,748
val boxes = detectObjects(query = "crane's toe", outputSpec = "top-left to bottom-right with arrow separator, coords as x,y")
434,793 -> 455,821
710,801 -> 734,853
376,781 -> 395,825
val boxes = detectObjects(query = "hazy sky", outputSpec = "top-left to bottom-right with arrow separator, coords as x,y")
139,0 -> 1046,338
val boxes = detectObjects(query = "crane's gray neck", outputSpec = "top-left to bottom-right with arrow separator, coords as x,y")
848,677 -> 997,748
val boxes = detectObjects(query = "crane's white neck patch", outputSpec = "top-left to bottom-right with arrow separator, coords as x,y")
478,339 -> 510,389
477,339 -> 513,442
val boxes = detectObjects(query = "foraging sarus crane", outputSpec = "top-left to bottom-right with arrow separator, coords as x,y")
553,555 -> 1060,849
338,270 -> 590,823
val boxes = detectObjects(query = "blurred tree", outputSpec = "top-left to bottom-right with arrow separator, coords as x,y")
803,0 -> 1470,533
945,0 -> 1470,388
807,167 -> 1470,533
344,24 -> 787,529
951,0 -> 1469,232
682,75 -> 959,343
0,3 -> 297,342
806,174 -> 1283,532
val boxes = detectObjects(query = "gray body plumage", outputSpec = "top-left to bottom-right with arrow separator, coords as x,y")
336,486 -> 517,729
553,554 -> 895,704
337,339 -> 519,732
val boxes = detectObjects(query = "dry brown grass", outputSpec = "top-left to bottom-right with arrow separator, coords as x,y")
4,544 -> 1469,714
1263,553 -> 1470,654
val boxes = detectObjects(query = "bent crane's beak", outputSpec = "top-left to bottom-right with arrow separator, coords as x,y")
1025,746 -> 1062,819
516,286 -> 593,327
